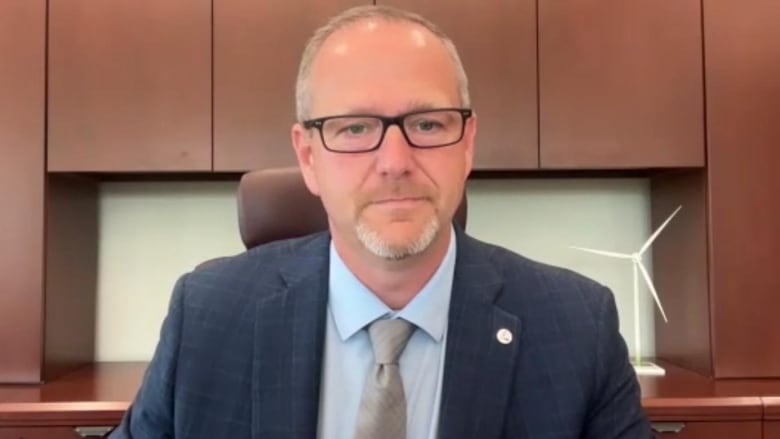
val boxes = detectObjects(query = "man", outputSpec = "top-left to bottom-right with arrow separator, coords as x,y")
112,5 -> 652,438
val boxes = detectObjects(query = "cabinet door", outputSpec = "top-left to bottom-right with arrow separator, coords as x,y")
379,0 -> 538,170
213,0 -> 367,172
0,0 -> 45,383
48,0 -> 211,172
651,421 -> 761,439
539,0 -> 704,169
705,0 -> 780,378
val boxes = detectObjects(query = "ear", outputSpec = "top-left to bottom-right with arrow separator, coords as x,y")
291,123 -> 321,196
462,111 -> 477,179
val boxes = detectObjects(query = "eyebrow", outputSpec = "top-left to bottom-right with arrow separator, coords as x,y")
340,101 -> 453,116
401,101 -> 441,112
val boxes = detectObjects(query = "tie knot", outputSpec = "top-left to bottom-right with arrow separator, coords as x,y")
368,318 -> 415,365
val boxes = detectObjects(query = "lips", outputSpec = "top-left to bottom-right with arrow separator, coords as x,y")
367,196 -> 432,210
374,196 -> 427,204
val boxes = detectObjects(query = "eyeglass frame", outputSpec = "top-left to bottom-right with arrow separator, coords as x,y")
301,107 -> 473,153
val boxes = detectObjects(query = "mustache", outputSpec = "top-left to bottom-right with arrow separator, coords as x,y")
358,185 -> 435,206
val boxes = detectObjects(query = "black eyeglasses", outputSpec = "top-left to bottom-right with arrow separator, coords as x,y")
302,108 -> 472,153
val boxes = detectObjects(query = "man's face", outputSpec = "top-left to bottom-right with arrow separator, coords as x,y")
292,19 -> 475,260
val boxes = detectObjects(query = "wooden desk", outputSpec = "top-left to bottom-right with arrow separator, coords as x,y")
640,361 -> 780,420
0,363 -> 140,438
639,361 -> 780,438
1,361 -> 780,438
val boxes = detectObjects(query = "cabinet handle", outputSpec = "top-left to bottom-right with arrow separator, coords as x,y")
74,426 -> 115,437
651,422 -> 686,434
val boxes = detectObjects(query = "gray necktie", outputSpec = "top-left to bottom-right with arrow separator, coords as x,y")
354,318 -> 415,439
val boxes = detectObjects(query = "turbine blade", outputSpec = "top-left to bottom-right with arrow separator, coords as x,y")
637,261 -> 669,323
640,205 -> 682,256
570,246 -> 633,259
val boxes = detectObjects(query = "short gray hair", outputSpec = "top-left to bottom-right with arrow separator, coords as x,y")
295,5 -> 471,122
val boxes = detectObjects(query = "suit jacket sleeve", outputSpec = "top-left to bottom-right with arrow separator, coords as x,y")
583,286 -> 653,439
109,274 -> 188,439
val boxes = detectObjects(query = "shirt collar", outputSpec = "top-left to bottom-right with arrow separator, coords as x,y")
328,225 -> 456,343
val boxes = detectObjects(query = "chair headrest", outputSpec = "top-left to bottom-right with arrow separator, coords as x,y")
237,167 -> 468,249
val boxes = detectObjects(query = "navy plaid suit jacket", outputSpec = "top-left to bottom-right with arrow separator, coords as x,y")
111,228 -> 652,438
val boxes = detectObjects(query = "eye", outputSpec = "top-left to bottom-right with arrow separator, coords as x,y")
416,120 -> 443,131
343,124 -> 368,135
330,119 -> 377,137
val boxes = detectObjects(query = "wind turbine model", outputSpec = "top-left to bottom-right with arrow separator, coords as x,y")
571,206 -> 682,376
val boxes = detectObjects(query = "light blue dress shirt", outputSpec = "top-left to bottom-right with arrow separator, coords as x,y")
317,226 -> 456,439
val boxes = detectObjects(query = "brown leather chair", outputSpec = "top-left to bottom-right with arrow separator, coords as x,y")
236,167 -> 467,249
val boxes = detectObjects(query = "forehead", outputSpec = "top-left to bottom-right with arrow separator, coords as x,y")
307,19 -> 461,116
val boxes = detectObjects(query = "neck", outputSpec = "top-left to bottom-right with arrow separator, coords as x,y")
333,226 -> 452,310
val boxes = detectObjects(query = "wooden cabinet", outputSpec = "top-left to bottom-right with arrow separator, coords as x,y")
703,0 -> 780,378
213,0 -> 367,172
48,0 -> 212,172
0,1 -> 98,386
0,0 -> 46,384
44,1 -> 711,172
539,0 -> 704,169
652,0 -> 780,379
380,0 -> 538,170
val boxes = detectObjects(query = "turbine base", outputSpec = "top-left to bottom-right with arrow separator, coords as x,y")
631,359 -> 666,376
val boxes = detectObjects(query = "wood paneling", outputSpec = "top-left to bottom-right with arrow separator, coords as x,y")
767,423 -> 780,439
213,0 -> 368,172
539,0 -> 704,169
381,0 -> 538,170
48,0 -> 211,172
705,0 -> 780,378
43,176 -> 98,382
0,0 -> 45,383
651,170 -> 711,376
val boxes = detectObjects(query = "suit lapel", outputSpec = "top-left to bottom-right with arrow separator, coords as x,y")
251,235 -> 330,438
438,232 -> 522,439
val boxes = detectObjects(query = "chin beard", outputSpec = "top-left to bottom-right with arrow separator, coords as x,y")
355,216 -> 441,261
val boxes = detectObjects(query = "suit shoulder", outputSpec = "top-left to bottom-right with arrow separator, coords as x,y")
468,236 -> 612,318
175,232 -> 329,308
476,237 -> 608,291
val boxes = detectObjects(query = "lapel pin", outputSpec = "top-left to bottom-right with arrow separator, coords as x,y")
496,328 -> 513,345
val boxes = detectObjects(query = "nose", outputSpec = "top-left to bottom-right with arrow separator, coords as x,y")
375,124 -> 414,177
